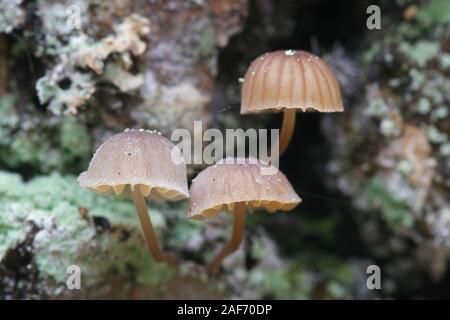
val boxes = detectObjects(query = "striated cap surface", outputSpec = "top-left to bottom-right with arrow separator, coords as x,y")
241,50 -> 343,114
187,157 -> 301,220
78,129 -> 189,201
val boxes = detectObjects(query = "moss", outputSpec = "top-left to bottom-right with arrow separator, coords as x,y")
416,0 -> 450,29
416,97 -> 431,114
366,98 -> 390,118
363,178 -> 414,229
380,118 -> 401,137
0,171 -> 174,293
0,100 -> 92,175
167,219 -> 203,248
247,254 -> 354,299
440,143 -> 450,157
6,132 -> 36,166
399,41 -> 439,67
191,19 -> 217,58
426,126 -> 448,144
59,116 -> 91,167
0,1 -> 24,33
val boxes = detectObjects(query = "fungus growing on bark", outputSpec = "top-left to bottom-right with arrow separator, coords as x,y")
78,129 -> 189,263
241,50 -> 344,155
187,157 -> 301,275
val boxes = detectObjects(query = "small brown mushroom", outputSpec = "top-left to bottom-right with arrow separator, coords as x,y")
78,128 -> 189,263
241,50 -> 343,155
188,157 -> 301,275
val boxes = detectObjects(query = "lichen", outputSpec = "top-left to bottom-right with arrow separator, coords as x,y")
0,0 -> 25,33
35,13 -> 150,114
323,0 -> 450,293
0,171 -> 173,296
363,178 -> 414,230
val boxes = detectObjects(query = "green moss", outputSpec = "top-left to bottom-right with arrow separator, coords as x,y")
417,0 -> 450,29
399,41 -> 439,67
426,126 -> 448,144
380,118 -> 401,137
366,98 -> 390,118
4,132 -> 39,167
192,20 -> 217,58
416,97 -> 431,114
59,115 -> 91,166
167,219 -> 203,248
247,255 -> 354,299
363,178 -> 414,229
0,103 -> 92,175
0,171 -> 174,291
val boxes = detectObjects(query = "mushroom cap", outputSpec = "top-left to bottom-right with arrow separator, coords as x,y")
187,157 -> 301,220
78,129 -> 189,201
241,50 -> 343,114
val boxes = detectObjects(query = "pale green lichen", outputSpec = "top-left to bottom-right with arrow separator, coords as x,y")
438,53 -> 450,70
399,41 -> 439,67
191,19 -> 217,58
426,126 -> 448,144
247,255 -> 354,299
363,178 -> 414,229
34,12 -> 150,114
59,116 -> 91,160
0,0 -> 25,33
366,98 -> 390,118
408,68 -> 427,91
397,159 -> 414,176
430,106 -> 449,121
416,97 -> 431,114
440,143 -> 450,157
380,118 -> 401,137
416,0 -> 450,29
36,71 -> 96,115
0,171 -> 173,294
0,95 -> 92,174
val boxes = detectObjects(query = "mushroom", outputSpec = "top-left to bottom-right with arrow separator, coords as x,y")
187,157 -> 301,275
78,128 -> 189,262
241,50 -> 344,155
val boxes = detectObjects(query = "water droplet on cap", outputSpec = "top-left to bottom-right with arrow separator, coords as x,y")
285,50 -> 295,56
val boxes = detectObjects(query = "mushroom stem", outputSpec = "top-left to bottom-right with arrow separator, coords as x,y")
274,109 -> 296,156
208,202 -> 246,276
131,186 -> 166,263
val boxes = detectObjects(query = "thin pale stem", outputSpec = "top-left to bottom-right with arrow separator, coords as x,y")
208,203 -> 246,276
273,109 -> 297,156
131,186 -> 166,263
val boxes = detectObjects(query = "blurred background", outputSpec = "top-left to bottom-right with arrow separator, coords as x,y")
1,0 -> 450,299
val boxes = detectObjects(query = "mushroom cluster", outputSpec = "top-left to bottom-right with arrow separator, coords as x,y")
78,49 -> 342,275
78,129 -> 189,262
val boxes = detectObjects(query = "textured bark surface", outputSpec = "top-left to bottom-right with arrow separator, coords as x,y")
1,0 -> 450,299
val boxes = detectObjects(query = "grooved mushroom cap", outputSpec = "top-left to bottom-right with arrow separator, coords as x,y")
78,129 -> 189,201
241,50 -> 344,114
187,157 -> 301,220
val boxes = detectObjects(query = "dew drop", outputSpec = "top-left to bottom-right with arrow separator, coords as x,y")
284,50 -> 295,56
